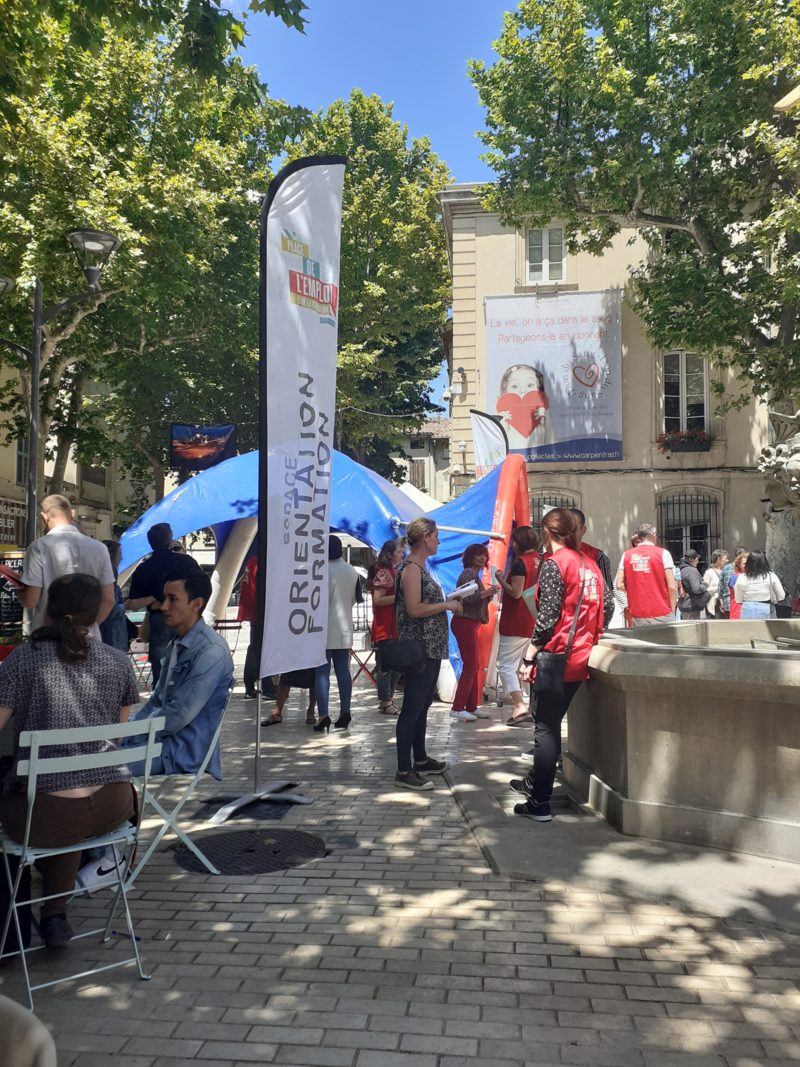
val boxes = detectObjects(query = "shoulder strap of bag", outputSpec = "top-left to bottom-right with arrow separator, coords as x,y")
392,561 -> 425,626
563,552 -> 587,657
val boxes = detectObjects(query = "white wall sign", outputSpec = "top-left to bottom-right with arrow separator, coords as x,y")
485,290 -> 622,463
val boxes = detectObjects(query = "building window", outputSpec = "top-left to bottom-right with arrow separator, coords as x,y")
408,459 -> 426,490
657,492 -> 720,572
82,461 -> 106,488
409,439 -> 425,451
528,225 -> 564,283
529,490 -> 579,535
664,350 -> 708,434
15,436 -> 27,487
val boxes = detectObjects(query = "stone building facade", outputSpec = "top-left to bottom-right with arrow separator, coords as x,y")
439,184 -> 770,571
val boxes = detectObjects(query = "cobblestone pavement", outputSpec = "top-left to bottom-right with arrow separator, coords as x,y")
1,636 -> 799,1067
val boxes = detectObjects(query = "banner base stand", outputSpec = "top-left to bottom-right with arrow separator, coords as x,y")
203,782 -> 313,825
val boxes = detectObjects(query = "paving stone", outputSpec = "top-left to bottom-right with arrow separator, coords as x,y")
1,683 -> 792,1067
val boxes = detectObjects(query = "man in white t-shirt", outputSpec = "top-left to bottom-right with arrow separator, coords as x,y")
17,495 -> 115,640
615,523 -> 677,626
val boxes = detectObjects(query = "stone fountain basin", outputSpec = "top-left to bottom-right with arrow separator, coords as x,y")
563,619 -> 800,862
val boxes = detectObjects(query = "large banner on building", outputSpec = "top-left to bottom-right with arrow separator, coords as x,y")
258,156 -> 346,677
485,290 -> 622,463
470,409 -> 508,479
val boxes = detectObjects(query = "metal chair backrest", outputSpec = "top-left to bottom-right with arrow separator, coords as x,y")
16,718 -> 164,852
193,687 -> 233,779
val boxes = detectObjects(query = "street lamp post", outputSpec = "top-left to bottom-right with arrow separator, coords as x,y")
0,229 -> 120,545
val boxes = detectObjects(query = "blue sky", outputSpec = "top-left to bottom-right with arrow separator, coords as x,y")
242,0 -> 512,183
242,1 -> 514,406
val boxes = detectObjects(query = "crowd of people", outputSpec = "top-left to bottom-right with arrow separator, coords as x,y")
615,525 -> 791,625
0,491 -> 791,953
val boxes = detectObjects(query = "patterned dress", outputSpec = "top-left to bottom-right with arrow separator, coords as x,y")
395,560 -> 448,660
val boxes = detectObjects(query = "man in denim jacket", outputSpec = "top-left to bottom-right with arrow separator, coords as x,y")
124,568 -> 233,778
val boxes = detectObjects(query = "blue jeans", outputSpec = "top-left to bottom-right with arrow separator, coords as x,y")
740,601 -> 771,620
314,649 -> 352,718
120,733 -> 166,778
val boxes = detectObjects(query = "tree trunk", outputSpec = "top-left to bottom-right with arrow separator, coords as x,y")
153,459 -> 165,502
48,372 -> 86,496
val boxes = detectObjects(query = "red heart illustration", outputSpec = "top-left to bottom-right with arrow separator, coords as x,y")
496,391 -> 549,438
573,363 -> 599,388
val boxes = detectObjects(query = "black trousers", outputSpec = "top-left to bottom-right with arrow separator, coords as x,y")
396,657 -> 440,773
526,681 -> 582,803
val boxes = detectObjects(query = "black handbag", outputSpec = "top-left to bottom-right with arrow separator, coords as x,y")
532,554 -> 586,699
380,563 -> 427,675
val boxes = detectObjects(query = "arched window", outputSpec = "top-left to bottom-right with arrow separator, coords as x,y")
529,490 -> 580,535
657,491 -> 720,570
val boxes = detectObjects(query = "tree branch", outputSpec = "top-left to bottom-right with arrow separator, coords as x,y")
573,203 -> 719,256
43,288 -> 124,353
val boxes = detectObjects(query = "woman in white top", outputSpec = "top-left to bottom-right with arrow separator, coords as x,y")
733,551 -> 785,620
314,536 -> 362,733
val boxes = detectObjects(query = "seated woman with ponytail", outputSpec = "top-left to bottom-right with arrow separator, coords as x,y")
0,573 -> 140,949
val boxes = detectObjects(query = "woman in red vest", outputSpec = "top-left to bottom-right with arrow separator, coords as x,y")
494,526 -> 541,725
511,508 -> 612,822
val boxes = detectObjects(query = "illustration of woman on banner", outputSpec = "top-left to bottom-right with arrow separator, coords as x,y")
496,364 -> 557,450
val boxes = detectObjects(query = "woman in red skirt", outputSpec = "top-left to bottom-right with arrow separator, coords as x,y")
450,544 -> 498,722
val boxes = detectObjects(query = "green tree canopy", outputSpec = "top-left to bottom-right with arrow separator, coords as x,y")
469,0 -> 800,408
0,0 -> 308,115
0,23 -> 302,502
287,90 -> 452,479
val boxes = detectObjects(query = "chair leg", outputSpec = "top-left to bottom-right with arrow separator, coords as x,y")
101,842 -> 132,943
0,850 -> 17,957
2,851 -> 34,1010
128,788 -> 220,885
112,846 -> 149,981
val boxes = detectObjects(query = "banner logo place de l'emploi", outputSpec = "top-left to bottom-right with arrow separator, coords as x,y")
281,230 -> 339,327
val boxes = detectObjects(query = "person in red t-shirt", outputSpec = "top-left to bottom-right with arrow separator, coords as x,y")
371,539 -> 405,715
237,554 -> 277,700
510,508 -> 613,822
615,523 -> 677,626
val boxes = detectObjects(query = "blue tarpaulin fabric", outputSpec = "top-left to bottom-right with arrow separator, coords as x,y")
119,450 -> 503,675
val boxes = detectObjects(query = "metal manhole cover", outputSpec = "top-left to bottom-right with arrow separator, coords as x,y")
174,829 -> 327,875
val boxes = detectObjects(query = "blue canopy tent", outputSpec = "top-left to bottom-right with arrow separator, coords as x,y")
119,450 -> 504,675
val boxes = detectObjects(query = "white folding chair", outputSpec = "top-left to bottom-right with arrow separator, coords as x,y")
0,716 -> 164,1011
127,688 -> 233,884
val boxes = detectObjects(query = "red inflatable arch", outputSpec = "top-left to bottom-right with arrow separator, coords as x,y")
476,454 -> 530,697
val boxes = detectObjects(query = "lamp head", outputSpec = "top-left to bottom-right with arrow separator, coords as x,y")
65,229 -> 120,291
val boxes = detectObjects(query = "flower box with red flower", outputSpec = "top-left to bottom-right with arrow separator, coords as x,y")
657,430 -> 713,453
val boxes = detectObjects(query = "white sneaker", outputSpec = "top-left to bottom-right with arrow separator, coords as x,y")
75,846 -> 125,894
450,710 -> 477,722
472,709 -> 491,719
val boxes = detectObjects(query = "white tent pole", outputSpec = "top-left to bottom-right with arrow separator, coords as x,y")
396,521 -> 506,540
203,516 -> 257,625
